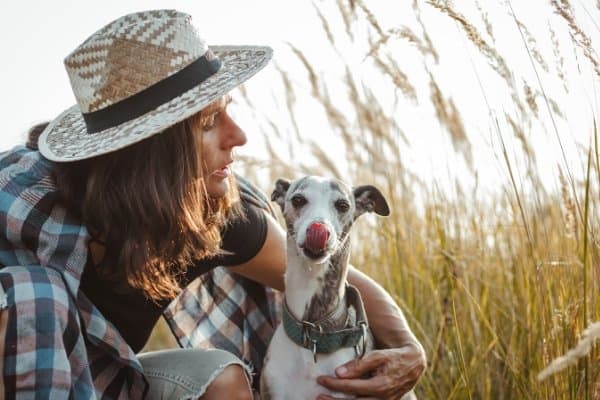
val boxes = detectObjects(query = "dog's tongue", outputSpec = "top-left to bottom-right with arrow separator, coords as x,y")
305,223 -> 329,253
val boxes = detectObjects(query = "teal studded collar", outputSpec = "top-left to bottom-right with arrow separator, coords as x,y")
282,285 -> 369,363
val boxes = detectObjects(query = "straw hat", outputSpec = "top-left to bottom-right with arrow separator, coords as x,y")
38,9 -> 272,162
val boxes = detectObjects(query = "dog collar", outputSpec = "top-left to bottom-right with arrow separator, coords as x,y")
282,285 -> 369,363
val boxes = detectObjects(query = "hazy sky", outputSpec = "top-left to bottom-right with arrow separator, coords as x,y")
2,1 -> 598,194
1,0 -> 317,146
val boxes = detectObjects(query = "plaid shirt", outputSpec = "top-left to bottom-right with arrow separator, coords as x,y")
0,146 -> 281,399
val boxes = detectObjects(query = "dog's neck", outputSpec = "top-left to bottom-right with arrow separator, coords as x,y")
284,237 -> 352,330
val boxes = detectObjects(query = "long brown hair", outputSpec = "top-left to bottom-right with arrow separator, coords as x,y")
36,108 -> 239,301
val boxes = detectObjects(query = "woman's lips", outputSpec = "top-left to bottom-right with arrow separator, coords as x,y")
211,165 -> 231,179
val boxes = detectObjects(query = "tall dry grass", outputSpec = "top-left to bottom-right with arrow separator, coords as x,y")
235,1 -> 600,399
147,0 -> 600,398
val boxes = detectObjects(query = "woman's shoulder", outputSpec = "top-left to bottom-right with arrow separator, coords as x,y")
236,175 -> 276,216
0,145 -> 55,193
0,145 -> 89,276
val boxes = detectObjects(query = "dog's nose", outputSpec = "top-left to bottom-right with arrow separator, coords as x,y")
305,222 -> 329,253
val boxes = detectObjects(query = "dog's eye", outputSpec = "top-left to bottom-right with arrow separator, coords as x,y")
335,199 -> 350,213
291,195 -> 307,208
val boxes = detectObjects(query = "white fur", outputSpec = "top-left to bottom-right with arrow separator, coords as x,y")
261,251 -> 373,400
262,327 -> 365,400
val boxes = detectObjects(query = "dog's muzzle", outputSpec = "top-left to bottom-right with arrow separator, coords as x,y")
304,222 -> 329,257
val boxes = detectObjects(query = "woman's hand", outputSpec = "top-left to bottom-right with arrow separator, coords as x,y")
316,342 -> 426,399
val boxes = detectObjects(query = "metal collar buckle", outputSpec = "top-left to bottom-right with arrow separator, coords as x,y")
354,321 -> 368,359
302,320 -> 323,363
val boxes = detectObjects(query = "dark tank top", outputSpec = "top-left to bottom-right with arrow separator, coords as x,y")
80,180 -> 270,352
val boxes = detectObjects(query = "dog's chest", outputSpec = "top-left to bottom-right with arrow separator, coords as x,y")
263,326 -> 359,399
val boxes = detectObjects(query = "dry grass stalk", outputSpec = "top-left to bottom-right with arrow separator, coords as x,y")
288,46 -> 353,142
366,27 -> 434,61
417,8 -> 441,65
427,0 -> 513,88
319,84 -> 352,141
475,0 -> 495,43
509,91 -> 528,118
354,0 -> 384,37
429,74 -> 473,169
549,97 -> 566,119
549,24 -> 568,93
313,3 -> 337,50
401,27 -> 438,61
371,51 -> 418,103
523,82 -> 539,117
505,113 -> 534,161
365,28 -> 399,59
550,0 -> 600,80
340,68 -> 366,152
412,0 -> 440,63
559,167 -> 579,240
275,65 -> 302,143
362,84 -> 409,147
515,19 -> 549,73
262,132 -> 303,184
346,74 -> 379,138
336,0 -> 355,41
537,321 -> 600,381
288,44 -> 320,98
342,68 -> 406,176
308,140 -> 343,179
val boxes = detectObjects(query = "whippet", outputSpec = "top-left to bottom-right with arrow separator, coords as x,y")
260,176 -> 393,400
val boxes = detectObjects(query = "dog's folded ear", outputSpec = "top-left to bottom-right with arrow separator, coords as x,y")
271,178 -> 291,212
353,185 -> 390,219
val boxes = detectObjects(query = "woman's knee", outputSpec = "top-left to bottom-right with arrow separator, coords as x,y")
139,349 -> 254,400
201,364 -> 253,400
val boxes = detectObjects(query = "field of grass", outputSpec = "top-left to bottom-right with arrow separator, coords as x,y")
148,1 -> 600,398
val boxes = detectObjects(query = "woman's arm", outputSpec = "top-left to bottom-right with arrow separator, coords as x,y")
229,211 -> 286,292
347,266 -> 422,350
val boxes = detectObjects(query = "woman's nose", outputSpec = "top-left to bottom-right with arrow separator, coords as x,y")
222,114 -> 247,148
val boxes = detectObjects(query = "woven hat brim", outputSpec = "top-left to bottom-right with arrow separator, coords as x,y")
38,46 -> 272,162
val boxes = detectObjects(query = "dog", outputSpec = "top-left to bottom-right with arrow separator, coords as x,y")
260,176 -> 392,400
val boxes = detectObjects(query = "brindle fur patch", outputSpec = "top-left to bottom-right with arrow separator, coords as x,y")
304,224 -> 353,330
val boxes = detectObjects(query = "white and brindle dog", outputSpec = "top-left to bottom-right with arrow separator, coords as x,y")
260,176 -> 395,400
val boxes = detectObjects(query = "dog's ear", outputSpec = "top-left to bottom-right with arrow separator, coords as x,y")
353,185 -> 390,219
271,178 -> 291,212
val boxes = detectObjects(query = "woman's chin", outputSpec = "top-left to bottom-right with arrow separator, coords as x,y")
206,178 -> 230,199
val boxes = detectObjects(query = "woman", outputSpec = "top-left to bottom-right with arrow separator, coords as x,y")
0,9 -> 425,400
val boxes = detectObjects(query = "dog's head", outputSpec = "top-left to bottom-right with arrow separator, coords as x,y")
271,176 -> 389,264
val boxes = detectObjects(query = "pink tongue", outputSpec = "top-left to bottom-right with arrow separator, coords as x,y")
305,223 -> 329,252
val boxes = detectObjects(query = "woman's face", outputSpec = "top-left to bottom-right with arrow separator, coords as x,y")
194,95 -> 247,198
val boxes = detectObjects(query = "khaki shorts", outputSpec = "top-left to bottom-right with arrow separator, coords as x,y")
138,348 -> 252,400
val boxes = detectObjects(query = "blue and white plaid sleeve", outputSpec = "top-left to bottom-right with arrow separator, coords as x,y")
164,176 -> 283,385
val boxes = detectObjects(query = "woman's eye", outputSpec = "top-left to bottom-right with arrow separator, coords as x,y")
335,200 -> 350,213
291,195 -> 307,208
202,112 -> 220,131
